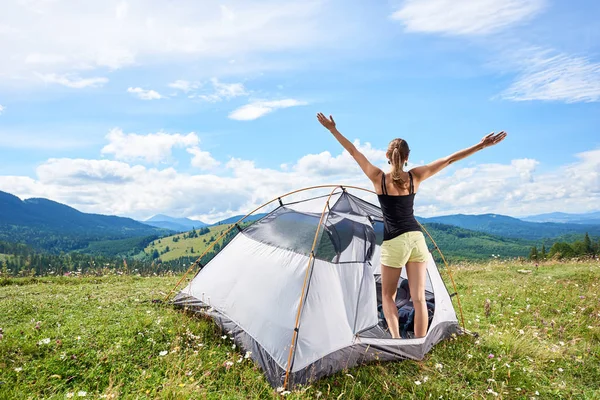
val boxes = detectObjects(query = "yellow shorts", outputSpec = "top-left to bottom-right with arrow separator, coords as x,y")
380,231 -> 429,268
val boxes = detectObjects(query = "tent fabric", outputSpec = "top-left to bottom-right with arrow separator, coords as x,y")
173,190 -> 459,388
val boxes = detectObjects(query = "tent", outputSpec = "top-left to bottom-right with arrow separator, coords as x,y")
169,186 -> 461,389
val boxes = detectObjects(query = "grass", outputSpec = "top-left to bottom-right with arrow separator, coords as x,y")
143,225 -> 233,262
0,261 -> 599,399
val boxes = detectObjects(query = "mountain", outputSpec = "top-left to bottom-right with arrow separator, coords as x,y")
0,190 -> 167,253
209,213 -> 269,226
143,214 -> 208,232
521,211 -> 600,225
418,213 -> 600,240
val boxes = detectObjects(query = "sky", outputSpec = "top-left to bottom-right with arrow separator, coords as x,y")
0,0 -> 599,223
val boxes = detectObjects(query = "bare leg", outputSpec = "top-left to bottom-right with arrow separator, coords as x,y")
381,264 -> 403,339
406,261 -> 428,338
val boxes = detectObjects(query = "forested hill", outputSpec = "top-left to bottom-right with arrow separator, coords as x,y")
0,191 -> 167,253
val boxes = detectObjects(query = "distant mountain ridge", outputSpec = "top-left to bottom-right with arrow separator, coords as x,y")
418,213 -> 600,240
143,214 -> 208,232
521,211 -> 600,225
0,190 -> 166,253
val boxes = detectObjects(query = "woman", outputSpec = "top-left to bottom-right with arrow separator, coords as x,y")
317,112 -> 506,339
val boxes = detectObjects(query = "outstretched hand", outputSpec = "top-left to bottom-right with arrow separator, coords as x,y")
480,131 -> 507,148
317,112 -> 336,131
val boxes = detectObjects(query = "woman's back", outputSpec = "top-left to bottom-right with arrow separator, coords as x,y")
377,171 -> 421,241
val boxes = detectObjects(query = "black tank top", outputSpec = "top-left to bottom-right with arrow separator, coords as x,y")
377,171 -> 422,241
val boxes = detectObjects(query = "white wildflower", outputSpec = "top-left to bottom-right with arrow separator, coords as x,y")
467,354 -> 473,359
159,351 -> 168,356
519,329 -> 525,335
276,387 -> 284,393
14,367 -> 23,372
435,363 -> 443,371
244,351 -> 252,359
486,388 -> 498,397
77,391 -> 87,397
66,393 -> 74,399
221,335 -> 227,340
423,376 -> 429,382
414,380 -> 422,385
232,344 -> 236,349
38,338 -> 51,345
558,368 -> 563,372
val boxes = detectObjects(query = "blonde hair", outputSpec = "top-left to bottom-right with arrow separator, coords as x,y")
386,138 -> 410,189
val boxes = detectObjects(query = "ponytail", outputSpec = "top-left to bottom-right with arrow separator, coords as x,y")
387,138 -> 409,189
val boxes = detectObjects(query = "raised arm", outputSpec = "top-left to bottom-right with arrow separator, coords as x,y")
411,131 -> 507,182
317,113 -> 382,183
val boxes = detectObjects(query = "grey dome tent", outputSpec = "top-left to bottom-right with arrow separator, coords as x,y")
168,186 -> 462,389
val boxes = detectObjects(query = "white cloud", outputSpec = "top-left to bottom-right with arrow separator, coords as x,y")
188,147 -> 220,170
127,87 -> 164,100
0,105 -> 4,114
229,99 -> 307,121
0,1 -> 327,85
115,2 -> 129,19
294,140 -> 386,176
501,50 -> 600,103
101,128 -> 199,163
1,134 -> 599,221
37,73 -> 108,89
2,159 -> 248,221
197,78 -> 247,102
391,0 -> 544,36
168,80 -> 200,93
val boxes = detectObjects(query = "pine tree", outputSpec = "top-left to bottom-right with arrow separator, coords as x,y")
528,246 -> 538,261
584,233 -> 592,254
541,244 -> 546,260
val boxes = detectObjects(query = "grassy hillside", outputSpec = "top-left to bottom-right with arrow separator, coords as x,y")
144,224 -> 234,262
0,262 -> 598,399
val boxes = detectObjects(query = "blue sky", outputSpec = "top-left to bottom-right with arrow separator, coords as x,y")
0,0 -> 599,222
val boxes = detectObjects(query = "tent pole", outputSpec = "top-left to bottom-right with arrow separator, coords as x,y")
283,186 -> 343,389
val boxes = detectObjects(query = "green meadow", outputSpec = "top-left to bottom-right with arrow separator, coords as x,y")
1,261 -> 598,399
143,225 -> 234,262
